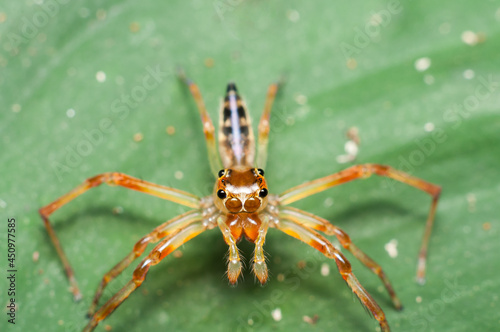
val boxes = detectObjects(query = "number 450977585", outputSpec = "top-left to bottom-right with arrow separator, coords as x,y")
7,218 -> 16,269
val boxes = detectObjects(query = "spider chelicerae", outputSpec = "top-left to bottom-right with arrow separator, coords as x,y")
40,73 -> 441,331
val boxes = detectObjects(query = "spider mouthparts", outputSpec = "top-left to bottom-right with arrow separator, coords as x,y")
227,259 -> 242,284
253,261 -> 268,284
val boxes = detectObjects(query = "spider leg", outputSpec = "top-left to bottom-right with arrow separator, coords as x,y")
83,221 -> 208,332
274,218 -> 390,332
178,69 -> 223,176
279,163 -> 441,284
256,79 -> 283,169
252,216 -> 270,284
217,218 -> 243,284
279,206 -> 402,310
39,172 -> 201,301
87,210 -> 204,316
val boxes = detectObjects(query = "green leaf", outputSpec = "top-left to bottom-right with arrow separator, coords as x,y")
2,1 -> 499,332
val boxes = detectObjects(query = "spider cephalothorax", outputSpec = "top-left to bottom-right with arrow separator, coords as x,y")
214,167 -> 268,214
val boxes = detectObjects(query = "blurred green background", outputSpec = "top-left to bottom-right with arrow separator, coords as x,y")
1,1 -> 499,331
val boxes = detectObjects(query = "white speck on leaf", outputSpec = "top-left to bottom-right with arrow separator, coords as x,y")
384,239 -> 398,258
271,308 -> 282,321
415,57 -> 431,72
96,71 -> 106,82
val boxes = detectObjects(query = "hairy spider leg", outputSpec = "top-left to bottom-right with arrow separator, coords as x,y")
279,206 -> 402,310
217,217 -> 243,284
39,172 -> 201,301
87,210 -> 205,316
256,80 -> 283,169
178,70 -> 223,177
274,219 -> 390,332
83,221 -> 208,332
252,215 -> 270,284
279,163 -> 441,284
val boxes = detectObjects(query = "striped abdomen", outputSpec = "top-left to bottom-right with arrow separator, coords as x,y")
218,83 -> 255,167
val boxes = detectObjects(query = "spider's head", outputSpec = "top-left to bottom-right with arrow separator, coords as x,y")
214,167 -> 268,214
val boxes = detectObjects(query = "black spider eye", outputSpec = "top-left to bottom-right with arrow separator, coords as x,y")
218,169 -> 225,178
257,168 -> 265,176
259,188 -> 268,198
217,189 -> 227,199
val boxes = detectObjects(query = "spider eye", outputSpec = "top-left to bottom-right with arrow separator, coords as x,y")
217,189 -> 227,199
257,168 -> 265,176
259,188 -> 268,198
218,169 -> 225,178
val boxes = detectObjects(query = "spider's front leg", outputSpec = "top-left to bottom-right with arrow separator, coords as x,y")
279,163 -> 441,283
279,206 -> 402,310
84,220 -> 209,332
39,172 -> 201,301
273,218 -> 390,332
87,210 -> 204,316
